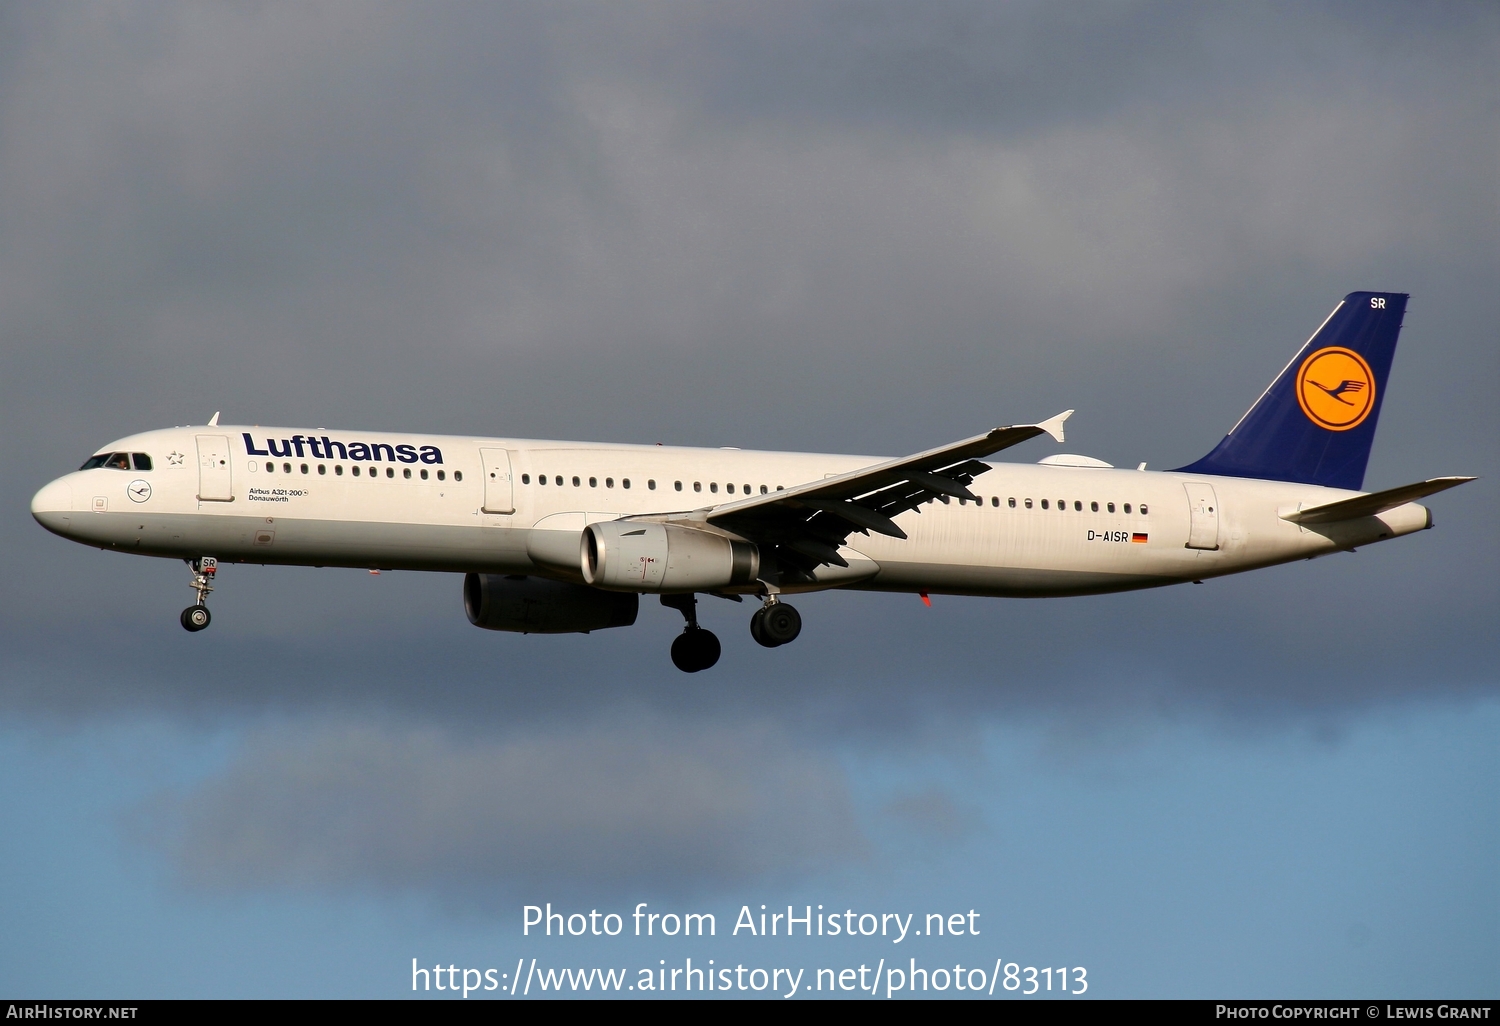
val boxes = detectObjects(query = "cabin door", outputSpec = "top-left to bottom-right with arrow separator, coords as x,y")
480,448 -> 515,514
195,434 -> 234,501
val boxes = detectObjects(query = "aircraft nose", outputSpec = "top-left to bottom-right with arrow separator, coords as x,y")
31,477 -> 74,533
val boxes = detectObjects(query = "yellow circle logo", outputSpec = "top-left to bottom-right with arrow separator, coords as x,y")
1296,347 -> 1376,431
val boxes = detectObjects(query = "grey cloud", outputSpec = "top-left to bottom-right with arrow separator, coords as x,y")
138,716 -> 864,896
884,786 -> 974,841
0,1 -> 1494,736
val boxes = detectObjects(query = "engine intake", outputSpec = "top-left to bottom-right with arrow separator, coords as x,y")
582,521 -> 759,592
463,573 -> 638,634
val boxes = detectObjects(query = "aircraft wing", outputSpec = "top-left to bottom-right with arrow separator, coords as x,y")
699,411 -> 1072,575
1280,476 -> 1476,525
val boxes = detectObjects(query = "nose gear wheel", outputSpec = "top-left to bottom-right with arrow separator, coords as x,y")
180,557 -> 217,632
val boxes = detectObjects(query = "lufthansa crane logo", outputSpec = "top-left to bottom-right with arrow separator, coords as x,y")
1296,347 -> 1376,431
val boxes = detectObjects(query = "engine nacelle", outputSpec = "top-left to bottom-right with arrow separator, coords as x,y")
582,521 -> 759,592
463,573 -> 638,634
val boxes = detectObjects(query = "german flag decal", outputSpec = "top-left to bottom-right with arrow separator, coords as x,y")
1131,533 -> 1148,543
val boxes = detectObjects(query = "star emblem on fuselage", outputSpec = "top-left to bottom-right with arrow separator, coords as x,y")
167,451 -> 185,465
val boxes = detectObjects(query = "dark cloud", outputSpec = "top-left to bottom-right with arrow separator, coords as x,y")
0,2 -> 1495,900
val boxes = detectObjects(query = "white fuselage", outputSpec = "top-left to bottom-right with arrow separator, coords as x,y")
30,425 -> 1431,597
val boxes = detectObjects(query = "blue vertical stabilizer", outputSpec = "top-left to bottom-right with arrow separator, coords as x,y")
1174,292 -> 1407,490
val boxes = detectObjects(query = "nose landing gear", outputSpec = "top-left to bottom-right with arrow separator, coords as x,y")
661,593 -> 720,672
750,599 -> 801,648
180,557 -> 216,632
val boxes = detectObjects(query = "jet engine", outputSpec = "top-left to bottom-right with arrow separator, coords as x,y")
582,521 -> 759,592
463,573 -> 638,634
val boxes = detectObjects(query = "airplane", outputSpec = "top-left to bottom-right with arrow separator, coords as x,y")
31,292 -> 1473,672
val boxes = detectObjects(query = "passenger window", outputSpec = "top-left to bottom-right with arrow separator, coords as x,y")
350,466 -> 358,476
318,465 -> 326,475
760,485 -> 768,494
693,482 -> 702,492
301,464 -> 309,474
1140,504 -> 1148,515
776,486 -> 784,491
131,453 -> 153,471
454,471 -> 462,482
710,483 -> 718,493
283,463 -> 292,474
572,476 -> 580,487
1008,497 -> 1016,508
589,477 -> 597,487
726,483 -> 735,494
605,478 -> 613,488
622,479 -> 630,489
647,479 -> 656,490
403,468 -> 411,479
675,481 -> 683,491
105,453 -> 130,470
1057,499 -> 1065,510
266,462 -> 276,473
336,465 -> 344,476
992,496 -> 999,507
386,467 -> 395,479
1074,500 -> 1082,511
1107,502 -> 1115,512
1025,498 -> 1033,508
743,484 -> 750,494
437,470 -> 446,481
538,474 -> 546,485
553,475 -> 560,485
521,474 -> 530,484
1090,501 -> 1098,512
1041,499 -> 1049,509
1123,503 -> 1132,514
420,469 -> 428,480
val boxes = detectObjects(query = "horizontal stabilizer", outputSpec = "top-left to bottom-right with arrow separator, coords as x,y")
1280,476 -> 1475,525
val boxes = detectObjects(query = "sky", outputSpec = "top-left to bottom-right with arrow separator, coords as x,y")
0,1 -> 1495,1000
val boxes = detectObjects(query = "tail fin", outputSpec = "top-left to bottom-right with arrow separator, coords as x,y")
1174,291 -> 1407,490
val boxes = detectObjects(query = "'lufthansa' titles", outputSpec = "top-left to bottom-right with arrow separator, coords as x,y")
243,433 -> 443,464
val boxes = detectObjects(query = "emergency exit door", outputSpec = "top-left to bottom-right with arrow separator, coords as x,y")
480,448 -> 515,514
195,434 -> 233,501
1183,482 -> 1219,550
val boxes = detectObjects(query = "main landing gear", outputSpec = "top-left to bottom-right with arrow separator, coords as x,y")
180,556 -> 216,632
660,592 -> 803,672
750,598 -> 801,648
661,594 -> 720,673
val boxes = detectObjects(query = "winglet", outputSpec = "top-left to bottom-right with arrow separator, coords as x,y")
207,411 -> 221,426
1036,409 -> 1072,444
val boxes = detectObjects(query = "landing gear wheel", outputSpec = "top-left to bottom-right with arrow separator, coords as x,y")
758,602 -> 801,646
671,628 -> 721,673
750,608 -> 775,648
180,604 -> 211,632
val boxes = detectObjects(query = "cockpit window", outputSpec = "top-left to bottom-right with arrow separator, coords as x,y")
131,453 -> 152,471
104,453 -> 131,470
79,454 -> 110,470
